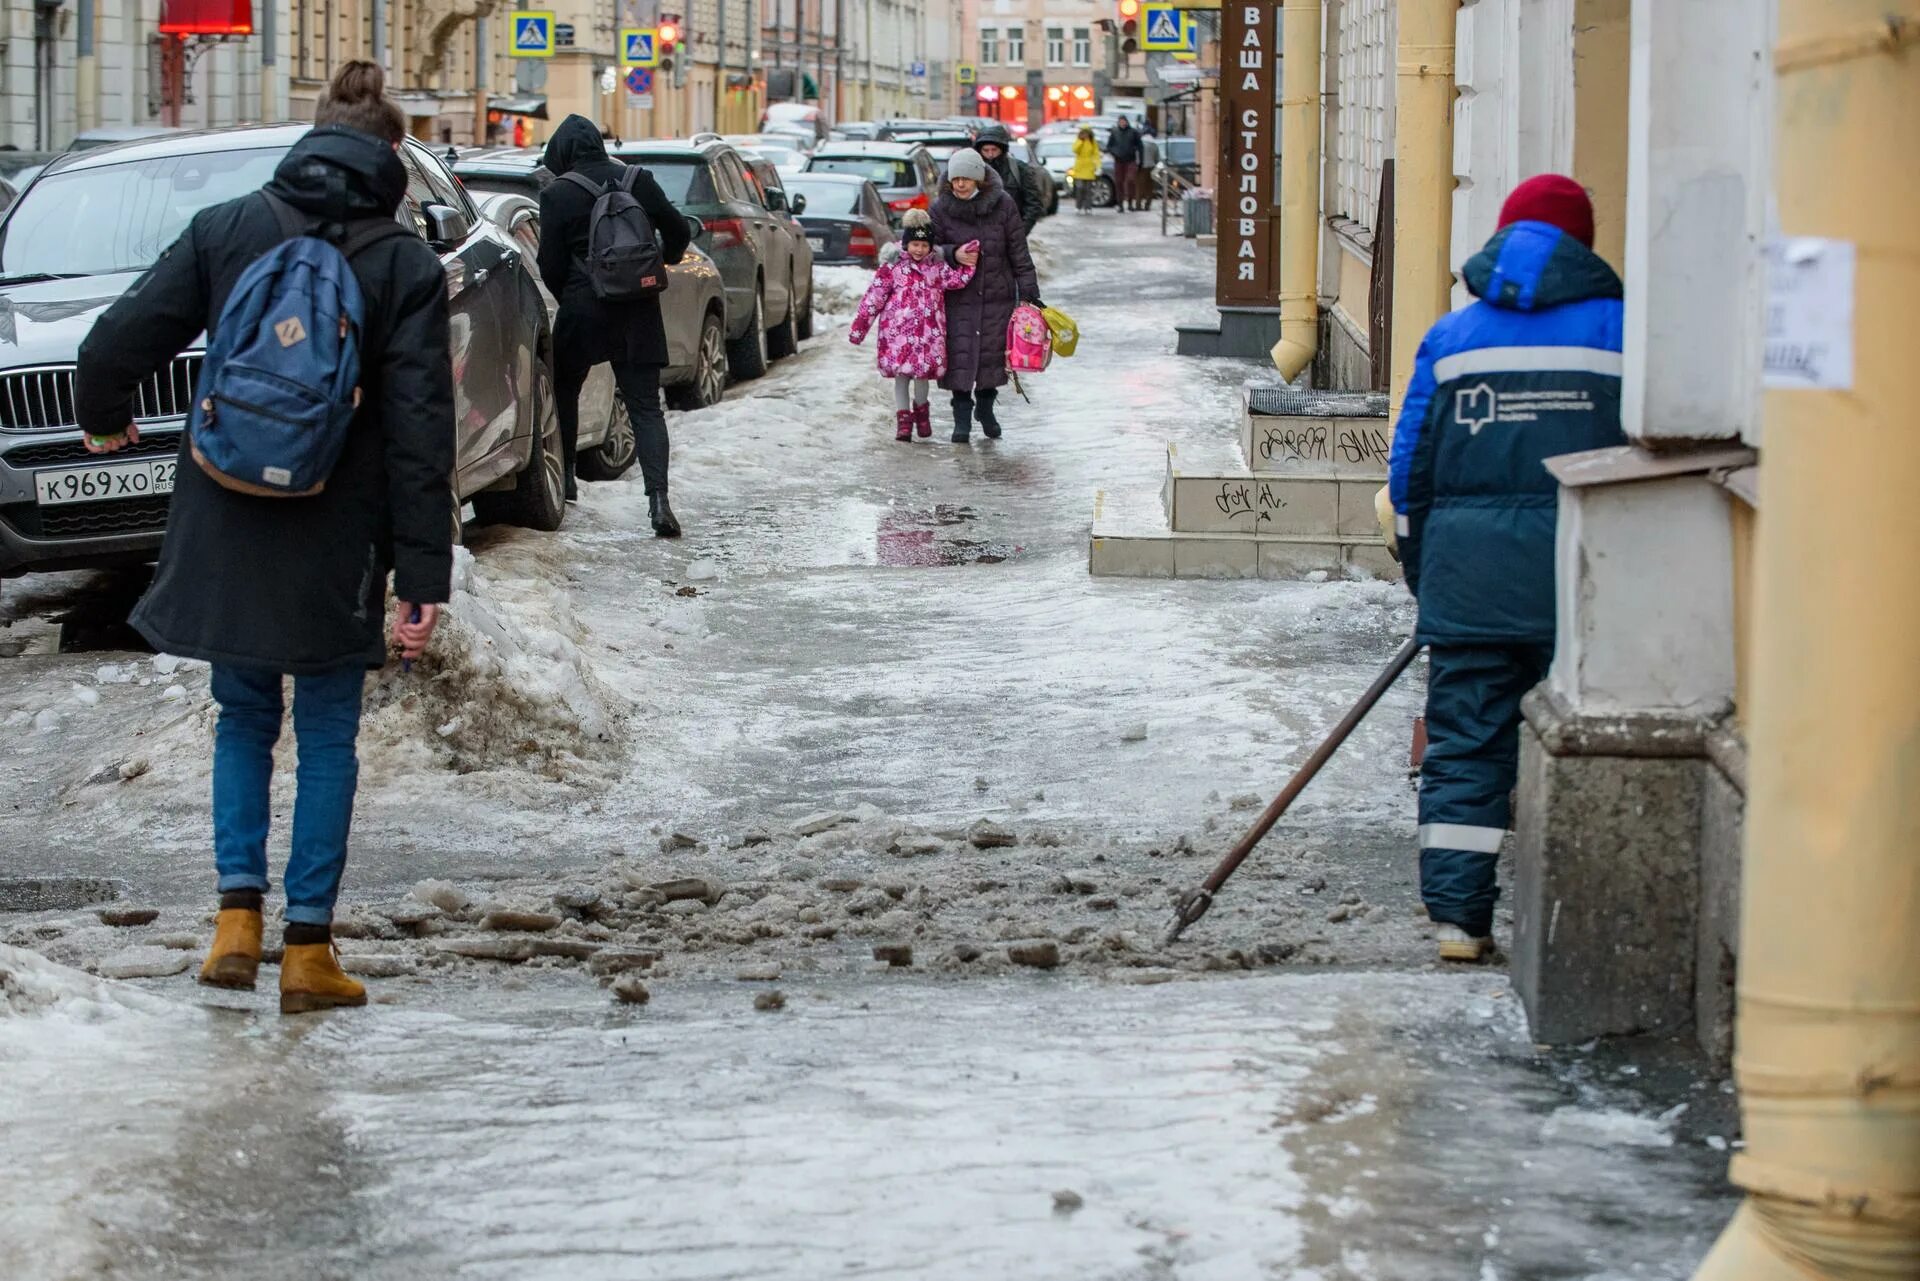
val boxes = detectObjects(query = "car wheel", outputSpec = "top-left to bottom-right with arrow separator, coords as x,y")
472,356 -> 566,532
669,308 -> 729,410
767,270 -> 799,360
795,273 -> 814,340
728,286 -> 770,380
1095,176 -> 1116,208
575,397 -> 636,482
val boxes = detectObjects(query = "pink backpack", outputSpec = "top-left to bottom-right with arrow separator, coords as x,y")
1006,303 -> 1053,373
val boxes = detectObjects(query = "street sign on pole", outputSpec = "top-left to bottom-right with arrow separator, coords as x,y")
955,63 -> 976,85
625,66 -> 654,95
629,93 -> 655,109
1141,4 -> 1186,51
621,28 -> 658,68
510,10 -> 555,57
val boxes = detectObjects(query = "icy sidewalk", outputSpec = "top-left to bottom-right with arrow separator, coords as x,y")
0,946 -> 1730,1281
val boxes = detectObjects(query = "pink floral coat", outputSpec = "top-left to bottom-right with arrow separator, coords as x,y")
848,251 -> 975,379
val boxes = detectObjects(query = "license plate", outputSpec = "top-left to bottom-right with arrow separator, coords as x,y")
807,237 -> 825,252
35,458 -> 177,507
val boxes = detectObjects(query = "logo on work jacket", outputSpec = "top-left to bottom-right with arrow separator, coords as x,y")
275,316 -> 308,347
1454,383 -> 1497,434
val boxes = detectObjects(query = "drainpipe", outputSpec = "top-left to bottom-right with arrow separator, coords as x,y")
1691,9 -> 1920,1281
1386,0 -> 1455,429
372,0 -> 388,72
473,8 -> 488,145
259,0 -> 276,122
1268,0 -> 1321,380
76,0 -> 99,132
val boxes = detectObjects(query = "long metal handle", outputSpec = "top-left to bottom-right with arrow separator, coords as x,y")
1165,636 -> 1422,944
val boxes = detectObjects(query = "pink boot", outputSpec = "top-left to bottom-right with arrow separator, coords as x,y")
912,401 -> 932,438
895,409 -> 914,442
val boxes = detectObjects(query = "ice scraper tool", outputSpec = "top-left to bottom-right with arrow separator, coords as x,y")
1163,636 -> 1421,946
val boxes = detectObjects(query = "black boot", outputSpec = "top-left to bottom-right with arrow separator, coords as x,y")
649,492 -> 681,538
951,392 -> 973,443
976,388 -> 1002,439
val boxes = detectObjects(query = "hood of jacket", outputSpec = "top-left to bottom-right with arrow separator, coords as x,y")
936,163 -> 1006,222
265,126 -> 406,221
542,114 -> 611,176
1462,220 -> 1623,312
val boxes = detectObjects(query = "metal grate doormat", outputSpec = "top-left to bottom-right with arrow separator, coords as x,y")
1246,385 -> 1390,418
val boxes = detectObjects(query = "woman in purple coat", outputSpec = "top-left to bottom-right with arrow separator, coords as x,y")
931,149 -> 1041,442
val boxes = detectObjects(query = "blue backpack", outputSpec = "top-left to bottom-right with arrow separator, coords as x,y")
188,193 -> 409,496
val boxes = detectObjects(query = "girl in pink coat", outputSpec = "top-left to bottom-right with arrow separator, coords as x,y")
849,210 -> 976,441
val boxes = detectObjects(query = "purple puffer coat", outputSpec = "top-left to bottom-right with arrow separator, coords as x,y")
930,166 -> 1039,392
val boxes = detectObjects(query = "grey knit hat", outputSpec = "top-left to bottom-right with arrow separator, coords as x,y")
947,148 -> 988,184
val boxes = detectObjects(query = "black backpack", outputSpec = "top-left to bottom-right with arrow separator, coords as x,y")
561,166 -> 667,301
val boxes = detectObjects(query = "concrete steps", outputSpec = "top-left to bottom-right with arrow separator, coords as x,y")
1086,384 -> 1401,582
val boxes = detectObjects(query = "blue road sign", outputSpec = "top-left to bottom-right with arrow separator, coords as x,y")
909,61 -> 927,77
510,11 -> 555,58
622,29 -> 657,67
1142,4 -> 1185,50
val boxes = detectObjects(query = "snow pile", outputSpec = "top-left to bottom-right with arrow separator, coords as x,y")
359,537 -> 628,785
1539,1105 -> 1678,1149
810,265 -> 873,324
1,942 -> 175,1019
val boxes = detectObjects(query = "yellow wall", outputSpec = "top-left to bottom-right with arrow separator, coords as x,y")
1571,0 -> 1631,273
1331,236 -> 1372,352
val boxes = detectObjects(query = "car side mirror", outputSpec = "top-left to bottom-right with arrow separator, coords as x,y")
685,214 -> 706,241
424,202 -> 472,247
789,193 -> 807,215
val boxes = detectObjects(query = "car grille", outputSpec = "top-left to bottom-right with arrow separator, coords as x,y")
4,430 -> 182,468
2,495 -> 172,539
0,356 -> 202,431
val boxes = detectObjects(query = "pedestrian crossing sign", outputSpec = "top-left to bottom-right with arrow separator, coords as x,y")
621,27 -> 658,67
956,63 -> 977,85
1141,4 -> 1186,50
510,10 -> 555,57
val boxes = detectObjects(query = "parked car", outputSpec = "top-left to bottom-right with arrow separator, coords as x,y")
760,102 -> 827,143
0,151 -> 57,204
803,141 -> 940,223
1157,135 -> 1200,185
829,121 -> 880,141
721,134 -> 809,176
1030,132 -> 1115,207
64,125 -> 183,153
0,124 -> 568,580
873,124 -> 977,167
452,147 -> 731,427
736,153 -> 816,335
782,173 -> 891,266
610,138 -> 812,380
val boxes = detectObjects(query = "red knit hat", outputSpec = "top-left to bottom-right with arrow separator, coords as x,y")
1498,174 -> 1595,247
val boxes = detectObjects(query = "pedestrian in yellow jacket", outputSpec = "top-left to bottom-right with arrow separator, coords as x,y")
1070,127 -> 1102,214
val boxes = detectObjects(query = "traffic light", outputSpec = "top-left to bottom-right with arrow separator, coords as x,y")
1118,0 -> 1140,54
658,14 -> 680,72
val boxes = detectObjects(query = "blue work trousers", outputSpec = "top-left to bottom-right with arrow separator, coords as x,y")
210,663 -> 366,925
1418,643 -> 1552,936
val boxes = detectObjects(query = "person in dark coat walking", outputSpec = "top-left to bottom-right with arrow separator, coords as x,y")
1105,116 -> 1145,215
74,62 -> 455,1014
537,114 -> 692,534
930,150 -> 1040,442
1389,175 -> 1626,963
971,123 -> 1045,234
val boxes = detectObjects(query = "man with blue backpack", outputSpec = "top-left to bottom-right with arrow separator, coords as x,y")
1388,175 -> 1626,963
74,62 -> 456,1014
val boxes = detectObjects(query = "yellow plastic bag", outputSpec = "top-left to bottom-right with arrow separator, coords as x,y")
1042,305 -> 1079,358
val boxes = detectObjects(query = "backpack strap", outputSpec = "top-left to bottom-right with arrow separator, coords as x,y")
260,190 -> 313,241
261,190 -> 408,261
560,170 -> 607,197
337,218 -> 412,261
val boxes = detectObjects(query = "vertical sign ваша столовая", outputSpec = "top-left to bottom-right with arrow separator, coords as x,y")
1217,0 -> 1279,307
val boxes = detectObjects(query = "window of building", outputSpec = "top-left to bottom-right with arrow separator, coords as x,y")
980,26 -> 1000,65
1072,26 -> 1091,66
1335,0 -> 1391,235
1004,25 -> 1025,65
1046,26 -> 1066,66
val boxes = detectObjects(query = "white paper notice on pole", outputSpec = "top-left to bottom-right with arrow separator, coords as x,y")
1763,237 -> 1855,391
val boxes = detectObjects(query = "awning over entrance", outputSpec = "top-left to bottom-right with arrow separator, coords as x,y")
393,93 -> 447,119
489,95 -> 550,120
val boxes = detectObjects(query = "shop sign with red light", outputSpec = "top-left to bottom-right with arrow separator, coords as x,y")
158,0 -> 253,35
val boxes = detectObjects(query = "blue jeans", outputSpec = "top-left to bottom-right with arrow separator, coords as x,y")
211,664 -> 366,925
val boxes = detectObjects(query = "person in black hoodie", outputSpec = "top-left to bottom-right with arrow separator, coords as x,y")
971,123 -> 1045,235
1105,116 -> 1145,215
74,62 -> 455,1015
537,115 -> 692,534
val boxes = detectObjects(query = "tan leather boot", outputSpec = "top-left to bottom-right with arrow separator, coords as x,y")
279,942 -> 367,1015
198,908 -> 263,990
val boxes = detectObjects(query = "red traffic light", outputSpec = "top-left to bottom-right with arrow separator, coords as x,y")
1117,0 -> 1139,14
658,21 -> 679,44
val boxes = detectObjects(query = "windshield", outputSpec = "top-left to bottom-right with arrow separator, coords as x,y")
617,156 -> 708,204
808,157 -> 916,188
784,179 -> 862,215
0,146 -> 287,276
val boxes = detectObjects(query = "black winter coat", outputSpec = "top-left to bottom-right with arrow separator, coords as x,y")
1106,124 -> 1145,165
931,166 -> 1038,392
537,116 -> 690,368
75,127 -> 456,675
986,150 -> 1046,234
